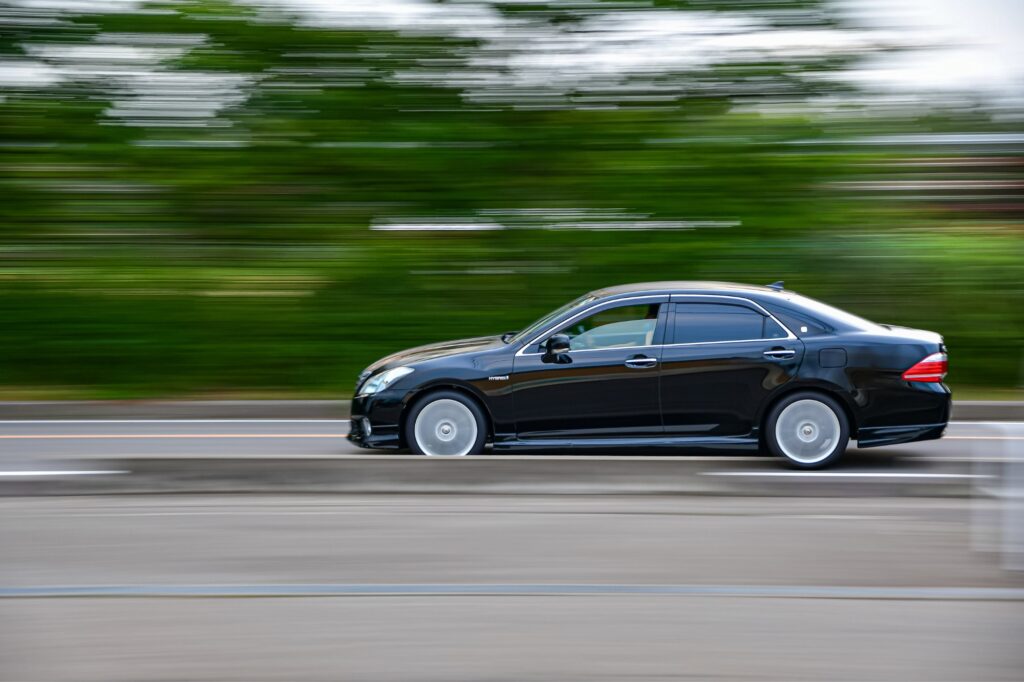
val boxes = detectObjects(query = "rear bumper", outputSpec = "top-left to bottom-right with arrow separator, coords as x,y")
855,422 -> 947,448
855,382 -> 950,448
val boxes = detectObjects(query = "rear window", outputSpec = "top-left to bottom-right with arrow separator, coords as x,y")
771,293 -> 879,333
673,303 -> 781,344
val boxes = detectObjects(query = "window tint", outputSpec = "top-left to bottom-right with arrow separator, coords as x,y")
764,317 -> 790,339
673,303 -> 771,344
556,303 -> 660,351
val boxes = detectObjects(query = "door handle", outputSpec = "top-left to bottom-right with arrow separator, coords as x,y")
625,356 -> 658,369
763,348 -> 796,360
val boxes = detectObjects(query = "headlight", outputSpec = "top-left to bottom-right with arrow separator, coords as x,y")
358,366 -> 414,396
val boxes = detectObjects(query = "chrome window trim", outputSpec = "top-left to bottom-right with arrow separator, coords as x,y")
665,337 -> 789,349
515,293 -> 795,357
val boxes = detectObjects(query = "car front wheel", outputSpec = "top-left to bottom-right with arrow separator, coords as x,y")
764,392 -> 849,469
405,390 -> 487,456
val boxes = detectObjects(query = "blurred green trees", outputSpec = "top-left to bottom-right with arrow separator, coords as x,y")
0,0 -> 1020,396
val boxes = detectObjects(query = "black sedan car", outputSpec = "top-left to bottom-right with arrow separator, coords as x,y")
349,281 -> 950,468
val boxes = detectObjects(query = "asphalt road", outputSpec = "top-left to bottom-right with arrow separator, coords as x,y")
1,494 -> 1022,681
1,419 -> 1022,500
0,418 -> 1020,461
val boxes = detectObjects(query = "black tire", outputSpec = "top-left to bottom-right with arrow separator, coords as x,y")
763,391 -> 849,469
404,390 -> 487,456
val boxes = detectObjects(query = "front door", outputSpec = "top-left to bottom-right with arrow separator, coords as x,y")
512,298 -> 667,439
659,298 -> 805,437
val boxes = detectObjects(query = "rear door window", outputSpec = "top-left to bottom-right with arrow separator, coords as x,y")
672,303 -> 774,344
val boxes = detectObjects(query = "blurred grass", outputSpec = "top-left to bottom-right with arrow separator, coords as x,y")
0,0 -> 1021,397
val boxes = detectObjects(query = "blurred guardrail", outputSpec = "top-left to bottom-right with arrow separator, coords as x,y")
0,400 -> 1021,421
971,422 -> 1024,571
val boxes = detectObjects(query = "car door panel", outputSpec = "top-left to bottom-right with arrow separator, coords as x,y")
660,298 -> 804,437
512,297 -> 667,439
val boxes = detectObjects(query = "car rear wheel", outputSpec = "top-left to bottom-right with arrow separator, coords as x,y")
765,392 -> 849,469
406,391 -> 487,456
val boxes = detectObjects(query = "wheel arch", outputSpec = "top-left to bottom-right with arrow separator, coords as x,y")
399,382 -> 494,448
757,382 -> 859,441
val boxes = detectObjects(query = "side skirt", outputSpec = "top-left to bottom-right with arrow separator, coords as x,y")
492,435 -> 760,452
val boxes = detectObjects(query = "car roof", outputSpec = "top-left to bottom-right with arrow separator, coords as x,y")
589,281 -> 780,299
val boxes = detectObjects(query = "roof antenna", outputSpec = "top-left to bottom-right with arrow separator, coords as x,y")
766,281 -> 785,291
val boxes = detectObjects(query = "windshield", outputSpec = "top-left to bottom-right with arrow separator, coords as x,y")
508,294 -> 598,345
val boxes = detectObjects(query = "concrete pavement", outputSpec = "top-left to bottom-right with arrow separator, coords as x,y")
1,494 -> 1022,681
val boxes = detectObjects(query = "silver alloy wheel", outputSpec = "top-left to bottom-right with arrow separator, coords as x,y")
775,399 -> 842,465
413,398 -> 479,456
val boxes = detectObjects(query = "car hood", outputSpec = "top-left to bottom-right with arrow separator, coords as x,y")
364,335 -> 504,374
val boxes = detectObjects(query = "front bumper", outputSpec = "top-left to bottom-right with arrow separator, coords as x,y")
348,389 -> 405,449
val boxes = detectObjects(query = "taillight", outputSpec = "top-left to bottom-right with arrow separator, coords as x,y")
902,352 -> 948,383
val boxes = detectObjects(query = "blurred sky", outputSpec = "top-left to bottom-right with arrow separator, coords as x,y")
837,0 -> 1024,98
263,0 -> 1024,99
3,0 -> 1021,103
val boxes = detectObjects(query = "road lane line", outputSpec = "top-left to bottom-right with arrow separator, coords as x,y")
0,433 -> 347,439
2,583 -> 1022,600
0,470 -> 128,477
0,433 -> 1020,442
0,419 -> 350,424
0,418 -> 1012,425
704,471 -> 985,478
0,431 -> 1018,441
0,453 -> 776,461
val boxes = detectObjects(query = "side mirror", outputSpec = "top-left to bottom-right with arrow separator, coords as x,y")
542,334 -> 572,363
546,334 -> 571,354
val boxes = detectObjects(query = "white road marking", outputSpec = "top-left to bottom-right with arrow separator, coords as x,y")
0,418 -> 1008,426
0,433 -> 347,439
3,432 -> 1014,442
0,470 -> 128,477
702,471 -> 985,479
3,583 -> 1022,600
0,419 -> 350,424
767,514 -> 895,520
49,511 -> 904,519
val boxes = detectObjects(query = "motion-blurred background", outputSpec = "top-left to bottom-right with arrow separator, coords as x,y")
3,5 -> 1024,681
1,0 -> 1021,397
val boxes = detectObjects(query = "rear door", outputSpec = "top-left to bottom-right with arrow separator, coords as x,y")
659,296 -> 804,437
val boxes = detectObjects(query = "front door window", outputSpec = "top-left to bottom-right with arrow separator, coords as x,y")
556,303 -> 660,351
